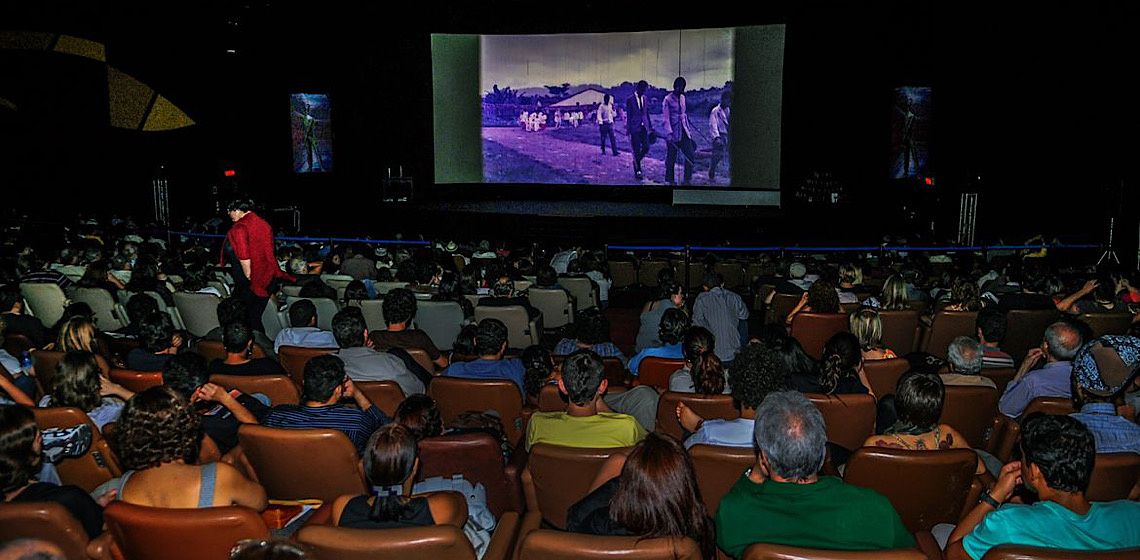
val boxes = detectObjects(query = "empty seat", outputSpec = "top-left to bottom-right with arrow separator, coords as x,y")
638,261 -> 671,288
209,374 -> 300,406
278,345 -> 336,386
419,432 -> 525,517
654,392 -> 739,439
103,501 -> 269,560
173,292 -> 222,337
559,277 -> 598,312
72,287 -> 128,331
767,293 -> 802,325
879,310 -> 920,355
473,305 -> 541,349
636,356 -> 686,389
940,385 -> 1001,449
260,301 -> 286,341
715,261 -> 745,288
806,393 -> 876,452
844,447 -> 977,533
430,376 -> 525,445
348,299 -> 386,332
523,443 -> 630,529
1079,313 -> 1134,338
19,282 -> 67,327
109,368 -> 163,393
416,301 -> 466,351
528,288 -> 573,330
689,444 -> 755,513
609,261 -> 637,289
790,313 -> 850,361
354,380 -> 406,418
1086,452 -> 1140,502
289,297 -> 340,331
921,311 -> 979,359
518,530 -> 703,560
1002,309 -> 1058,366
237,424 -> 367,502
30,406 -> 121,492
0,502 -> 108,560
863,358 -> 911,397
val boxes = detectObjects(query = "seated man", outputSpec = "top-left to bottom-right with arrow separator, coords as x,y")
125,312 -> 181,371
477,276 -> 541,321
526,349 -> 646,451
443,318 -> 525,399
976,308 -> 1015,369
1069,335 -> 1140,455
262,354 -> 390,455
332,307 -> 424,397
678,342 -> 786,448
0,284 -> 48,347
207,322 -> 287,376
199,296 -> 277,360
114,293 -> 159,338
162,352 -> 267,454
946,413 -> 1140,559
942,336 -> 998,389
716,391 -> 914,556
273,299 -> 338,353
371,288 -> 448,370
628,308 -> 689,377
998,321 -> 1082,418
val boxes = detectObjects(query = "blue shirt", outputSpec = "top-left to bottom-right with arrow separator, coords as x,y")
444,359 -> 526,400
1071,403 -> 1140,454
684,418 -> 754,449
962,500 -> 1140,560
998,361 -> 1072,418
628,343 -> 683,377
263,403 -> 389,455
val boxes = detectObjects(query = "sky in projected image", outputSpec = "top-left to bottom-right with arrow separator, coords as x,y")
481,29 -> 733,93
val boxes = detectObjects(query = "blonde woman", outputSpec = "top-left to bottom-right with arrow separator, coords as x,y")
849,308 -> 897,361
863,274 -> 910,311
837,263 -> 864,303
53,317 -> 112,376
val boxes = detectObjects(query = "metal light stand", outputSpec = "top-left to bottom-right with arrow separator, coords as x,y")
1098,216 -> 1119,266
152,166 -> 169,225
957,193 -> 977,246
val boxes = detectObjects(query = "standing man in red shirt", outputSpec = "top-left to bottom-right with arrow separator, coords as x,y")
223,197 -> 292,332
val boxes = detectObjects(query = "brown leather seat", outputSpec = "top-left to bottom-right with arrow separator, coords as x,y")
1002,309 -> 1058,366
237,424 -> 367,502
654,392 -> 738,439
637,357 -> 686,389
103,501 -> 269,560
844,447 -> 977,533
278,345 -> 336,386
805,393 -> 877,452
419,432 -> 525,517
3,332 -> 35,356
108,368 -> 163,393
863,358 -> 911,397
523,443 -> 630,530
602,357 -> 629,387
518,530 -> 703,560
767,293 -> 801,325
689,444 -> 755,513
940,386 -> 1001,449
879,310 -> 921,355
195,339 -> 268,362
638,260 -> 671,288
742,542 -> 927,560
981,545 -> 1140,559
1086,452 -> 1140,502
1021,396 -> 1075,418
790,313 -> 849,361
921,311 -> 979,359
30,407 -> 121,492
406,347 -> 436,374
536,384 -> 566,412
1079,313 -> 1134,338
209,374 -> 300,406
430,376 -> 526,445
981,367 -> 1017,394
0,501 -> 109,560
298,523 -> 480,560
354,380 -> 407,418
610,261 -> 637,289
31,349 -> 66,394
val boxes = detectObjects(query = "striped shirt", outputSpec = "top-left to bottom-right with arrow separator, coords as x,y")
982,347 -> 1015,369
1071,403 -> 1140,454
553,339 -> 627,366
20,271 -> 74,290
263,403 -> 389,455
693,287 -> 750,363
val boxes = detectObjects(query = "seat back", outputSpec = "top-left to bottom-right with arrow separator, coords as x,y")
879,310 -> 920,355
637,357 -> 686,389
290,297 -> 340,331
528,288 -> 573,330
537,383 -> 566,411
195,339 -> 267,363
600,357 -> 628,387
173,291 -> 222,337
281,284 -> 303,297
260,302 -> 285,341
714,262 -> 745,289
297,523 -> 476,560
805,393 -> 876,452
346,299 -> 386,332
1079,313 -> 1134,338
72,287 -> 127,331
638,261 -> 671,288
237,424 -> 367,501
31,407 -> 121,492
109,368 -> 163,393
0,502 -> 93,560
862,358 -> 911,397
419,432 -> 521,517
372,281 -> 410,295
473,305 -> 538,349
654,392 -> 739,439
767,293 -> 802,325
429,376 -> 524,445
982,367 -> 1017,394
19,282 -> 68,327
742,542 -> 927,560
524,443 -> 630,529
31,349 -> 66,394
1003,309 -> 1058,366
1022,396 -> 1075,417
940,386 -> 1000,448
210,374 -> 300,406
278,345 -> 336,386
922,311 -> 979,359
404,347 -> 436,375
354,380 -> 406,418
844,447 -> 977,532
689,444 -> 755,514
519,531 -> 703,560
790,313 -> 850,361
1087,452 -> 1140,502
609,261 -> 637,288
416,301 -> 465,351
981,545 -> 1140,560
104,501 -> 270,560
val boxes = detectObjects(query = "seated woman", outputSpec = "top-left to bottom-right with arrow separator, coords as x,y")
635,280 -> 685,353
330,424 -> 464,529
863,274 -> 911,311
109,386 -> 267,509
628,308 -> 689,378
863,371 -> 985,474
1058,274 -> 1125,315
849,308 -> 897,361
207,322 -> 285,376
521,345 -> 556,407
77,260 -> 125,299
38,351 -> 132,429
939,276 -> 984,312
343,280 -> 371,306
534,265 -> 566,292
124,257 -> 174,307
837,263 -> 865,303
669,327 -> 729,394
785,279 -> 842,326
1,404 -> 108,539
553,308 -> 627,366
430,271 -> 474,319
51,316 -> 113,375
789,332 -> 873,397
566,432 -> 716,559
179,267 -> 222,298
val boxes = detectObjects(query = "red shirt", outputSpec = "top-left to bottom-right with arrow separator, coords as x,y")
223,211 -> 292,297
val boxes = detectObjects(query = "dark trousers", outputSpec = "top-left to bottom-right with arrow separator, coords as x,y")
665,132 -> 695,184
232,278 -> 268,334
628,126 -> 649,173
599,123 -> 618,155
710,135 -> 729,179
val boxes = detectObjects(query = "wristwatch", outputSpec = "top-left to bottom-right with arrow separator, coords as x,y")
979,490 -> 1002,509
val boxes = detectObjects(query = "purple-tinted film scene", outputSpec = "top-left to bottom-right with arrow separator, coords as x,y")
481,29 -> 733,186
891,86 -> 931,180
291,93 -> 333,173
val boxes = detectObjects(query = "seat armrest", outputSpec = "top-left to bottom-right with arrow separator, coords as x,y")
513,511 -> 544,560
913,531 -> 941,560
484,511 -> 521,560
86,532 -> 114,560
506,446 -> 528,514
991,416 -> 1020,463
299,503 -> 335,528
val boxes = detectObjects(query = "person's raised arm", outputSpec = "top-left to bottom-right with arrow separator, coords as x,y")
1056,279 -> 1097,312
343,379 -> 374,411
194,383 -> 258,424
945,461 -> 1022,560
0,375 -> 34,406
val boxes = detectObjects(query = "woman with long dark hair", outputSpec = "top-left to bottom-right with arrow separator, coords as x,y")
670,327 -> 728,394
789,332 -> 872,396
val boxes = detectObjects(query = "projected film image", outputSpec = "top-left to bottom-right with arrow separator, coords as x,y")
891,86 -> 930,180
291,93 -> 333,173
481,29 -> 733,186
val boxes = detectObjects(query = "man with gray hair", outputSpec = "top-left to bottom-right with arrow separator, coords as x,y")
715,391 -> 913,556
942,336 -> 997,389
998,321 -> 1083,418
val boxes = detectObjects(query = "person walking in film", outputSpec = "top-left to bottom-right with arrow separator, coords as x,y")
597,94 -> 620,156
299,101 -> 323,172
709,90 -> 731,182
662,76 -> 697,186
624,80 -> 654,180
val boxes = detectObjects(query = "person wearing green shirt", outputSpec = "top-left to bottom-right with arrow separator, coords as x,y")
715,391 -> 914,557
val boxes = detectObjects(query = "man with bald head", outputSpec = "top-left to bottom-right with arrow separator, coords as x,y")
998,321 -> 1084,417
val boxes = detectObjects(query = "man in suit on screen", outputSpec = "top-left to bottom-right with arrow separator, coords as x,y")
624,80 -> 653,180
